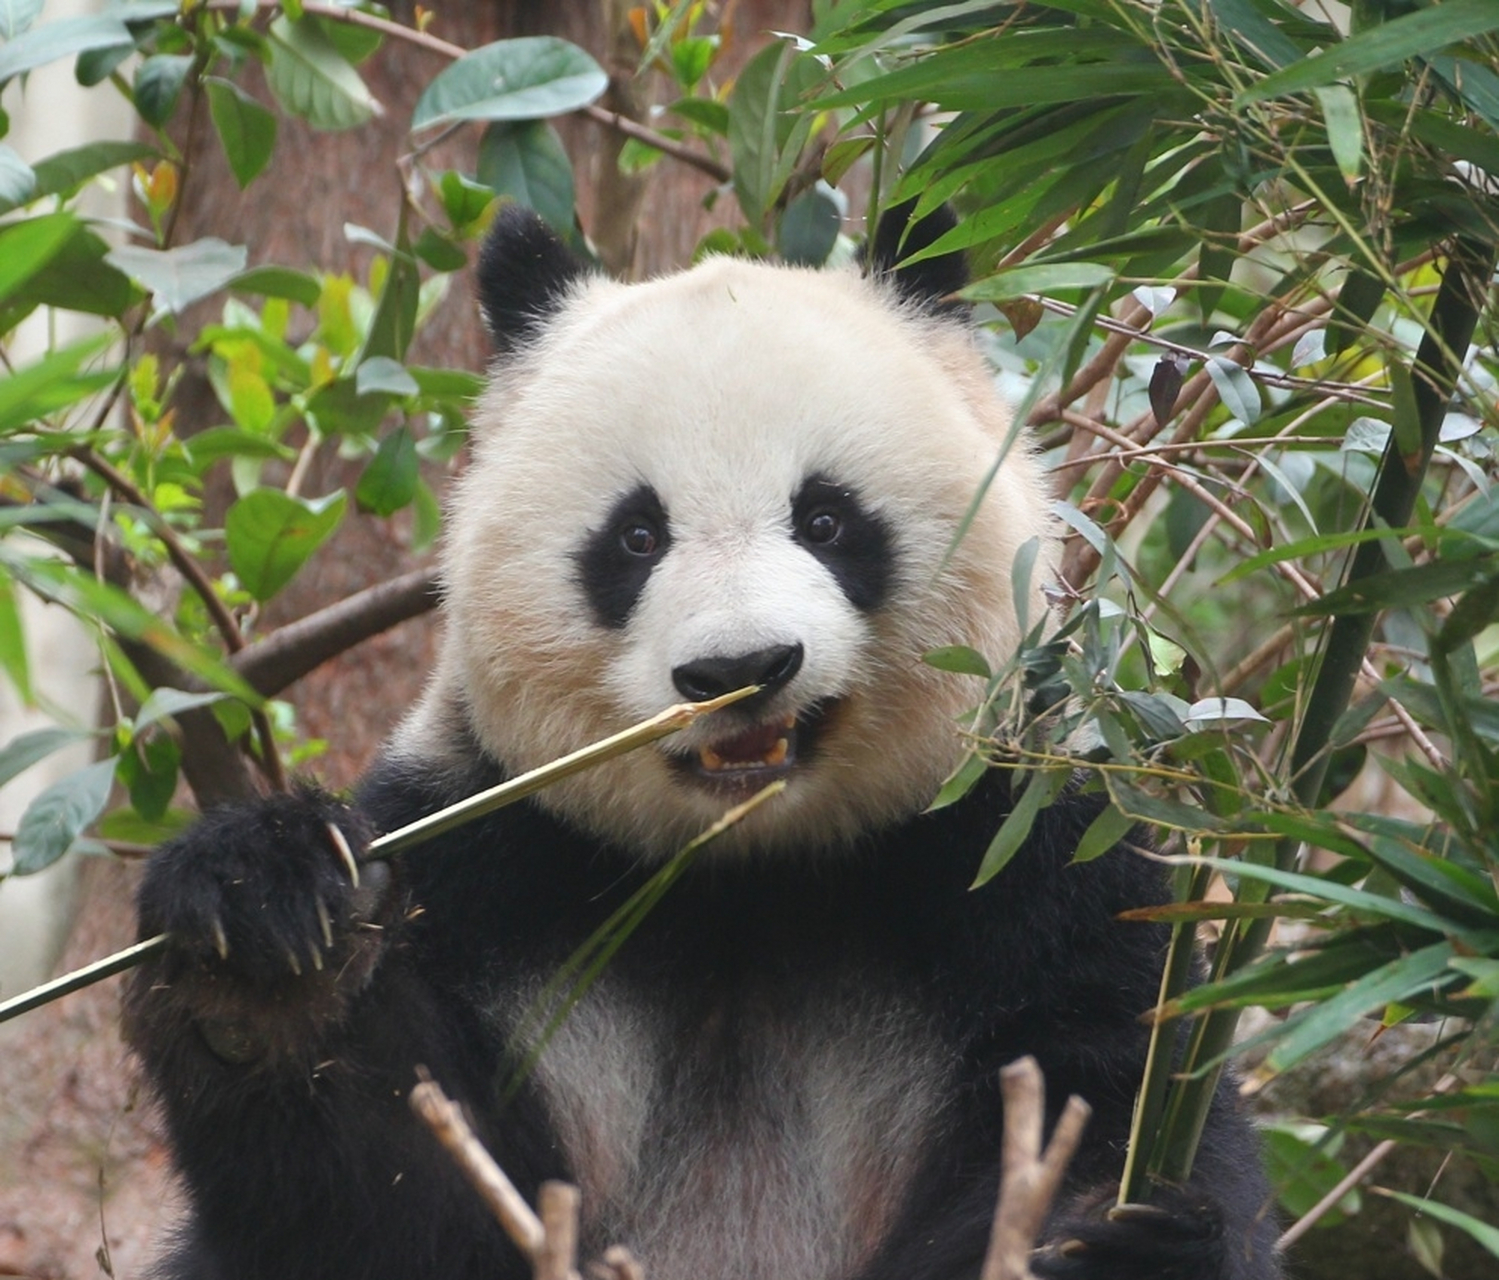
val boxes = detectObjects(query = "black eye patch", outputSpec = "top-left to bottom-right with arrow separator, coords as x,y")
791,475 -> 893,612
575,484 -> 671,629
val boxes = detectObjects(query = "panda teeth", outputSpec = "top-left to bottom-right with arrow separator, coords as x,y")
698,715 -> 796,772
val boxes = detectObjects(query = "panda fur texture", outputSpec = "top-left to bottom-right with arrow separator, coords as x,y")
125,204 -> 1282,1280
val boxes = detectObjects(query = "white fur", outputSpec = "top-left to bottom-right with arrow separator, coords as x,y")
395,254 -> 1054,856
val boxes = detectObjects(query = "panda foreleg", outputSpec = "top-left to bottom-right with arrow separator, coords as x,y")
123,785 -> 522,1279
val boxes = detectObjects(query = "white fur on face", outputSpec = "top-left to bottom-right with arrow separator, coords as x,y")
399,256 -> 1055,856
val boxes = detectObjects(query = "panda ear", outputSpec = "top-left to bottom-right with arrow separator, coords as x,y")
476,205 -> 592,353
868,200 -> 969,319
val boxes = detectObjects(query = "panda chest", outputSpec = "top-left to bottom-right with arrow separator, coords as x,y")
497,966 -> 954,1280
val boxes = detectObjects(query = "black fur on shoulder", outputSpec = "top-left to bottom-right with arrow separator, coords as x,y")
476,204 -> 592,353
868,199 -> 969,319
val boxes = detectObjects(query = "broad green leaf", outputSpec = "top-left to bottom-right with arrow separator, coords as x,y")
963,262 -> 1115,302
225,488 -> 347,601
477,119 -> 576,236
1262,1125 -> 1360,1224
107,238 -> 248,315
0,144 -> 34,209
264,14 -> 380,131
229,265 -> 320,307
359,247 -> 419,363
0,223 -> 137,326
11,757 -> 116,875
0,211 -> 77,298
1295,557 -> 1494,617
412,36 -> 606,130
1205,356 -> 1261,424
728,39 -> 819,225
355,356 -> 419,398
1238,0 -> 1499,105
0,0 -> 44,41
1104,774 -> 1222,832
205,76 -> 277,188
0,13 -> 132,86
0,725 -> 90,791
134,687 -> 227,732
117,730 -> 179,822
134,53 -> 191,128
26,139 -> 156,203
1184,698 -> 1270,728
355,425 -> 419,516
778,184 -> 841,266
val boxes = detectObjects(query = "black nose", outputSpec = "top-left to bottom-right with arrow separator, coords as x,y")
672,643 -> 804,703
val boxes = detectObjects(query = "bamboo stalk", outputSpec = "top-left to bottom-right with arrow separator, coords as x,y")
0,687 -> 758,1026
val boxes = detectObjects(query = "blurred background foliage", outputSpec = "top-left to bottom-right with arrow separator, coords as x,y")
0,0 -> 1497,1275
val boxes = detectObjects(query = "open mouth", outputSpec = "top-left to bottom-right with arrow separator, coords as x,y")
670,702 -> 834,788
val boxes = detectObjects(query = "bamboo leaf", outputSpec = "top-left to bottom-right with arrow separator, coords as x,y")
1237,0 -> 1499,105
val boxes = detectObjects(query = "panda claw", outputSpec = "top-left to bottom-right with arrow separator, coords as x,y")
326,821 -> 360,888
209,917 -> 230,961
284,947 -> 303,977
1057,1238 -> 1089,1258
315,896 -> 335,950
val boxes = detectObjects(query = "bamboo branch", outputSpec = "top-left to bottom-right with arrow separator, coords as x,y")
980,1056 -> 1092,1280
0,687 -> 759,1026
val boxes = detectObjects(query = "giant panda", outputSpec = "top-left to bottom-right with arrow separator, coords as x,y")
125,203 -> 1282,1280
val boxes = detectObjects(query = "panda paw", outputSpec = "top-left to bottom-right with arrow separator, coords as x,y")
1032,1188 -> 1227,1280
136,784 -> 388,985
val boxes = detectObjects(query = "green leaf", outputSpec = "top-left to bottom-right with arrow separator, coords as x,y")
134,53 -> 192,128
360,247 -> 420,364
0,332 -> 117,435
777,184 -> 841,266
962,262 -> 1116,302
0,223 -> 137,326
0,144 -> 35,209
1315,84 -> 1364,182
134,687 -> 228,732
0,725 -> 90,791
355,356 -> 419,398
728,39 -> 819,226
205,76 -> 277,188
1263,943 -> 1455,1076
412,36 -> 606,130
117,730 -> 179,822
922,645 -> 991,679
0,572 -> 29,702
26,139 -> 156,204
355,425 -> 419,517
1205,356 -> 1261,424
1238,0 -> 1499,105
264,14 -> 380,131
973,768 -> 1067,888
0,211 -> 77,298
1075,802 -> 1135,863
229,265 -> 320,307
11,757 -> 115,875
477,119 -> 576,236
0,13 -> 132,86
0,0 -> 45,41
1295,557 -> 1494,617
225,489 -> 347,601
106,238 -> 249,315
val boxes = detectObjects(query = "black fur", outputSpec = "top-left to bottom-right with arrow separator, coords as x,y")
476,204 -> 591,351
575,483 -> 671,629
868,200 -> 969,318
127,749 -> 1280,1280
791,474 -> 894,612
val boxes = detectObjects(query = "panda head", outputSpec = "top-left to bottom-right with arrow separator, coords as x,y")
402,204 -> 1055,858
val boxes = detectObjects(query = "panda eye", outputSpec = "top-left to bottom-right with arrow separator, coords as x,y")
619,520 -> 661,557
801,509 -> 842,545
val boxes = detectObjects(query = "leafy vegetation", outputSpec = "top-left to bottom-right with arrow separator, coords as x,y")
1,0 -> 1498,1270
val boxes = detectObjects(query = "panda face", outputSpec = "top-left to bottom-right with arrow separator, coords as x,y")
411,251 -> 1053,857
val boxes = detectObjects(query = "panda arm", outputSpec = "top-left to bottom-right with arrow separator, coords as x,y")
122,782 -> 548,1280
